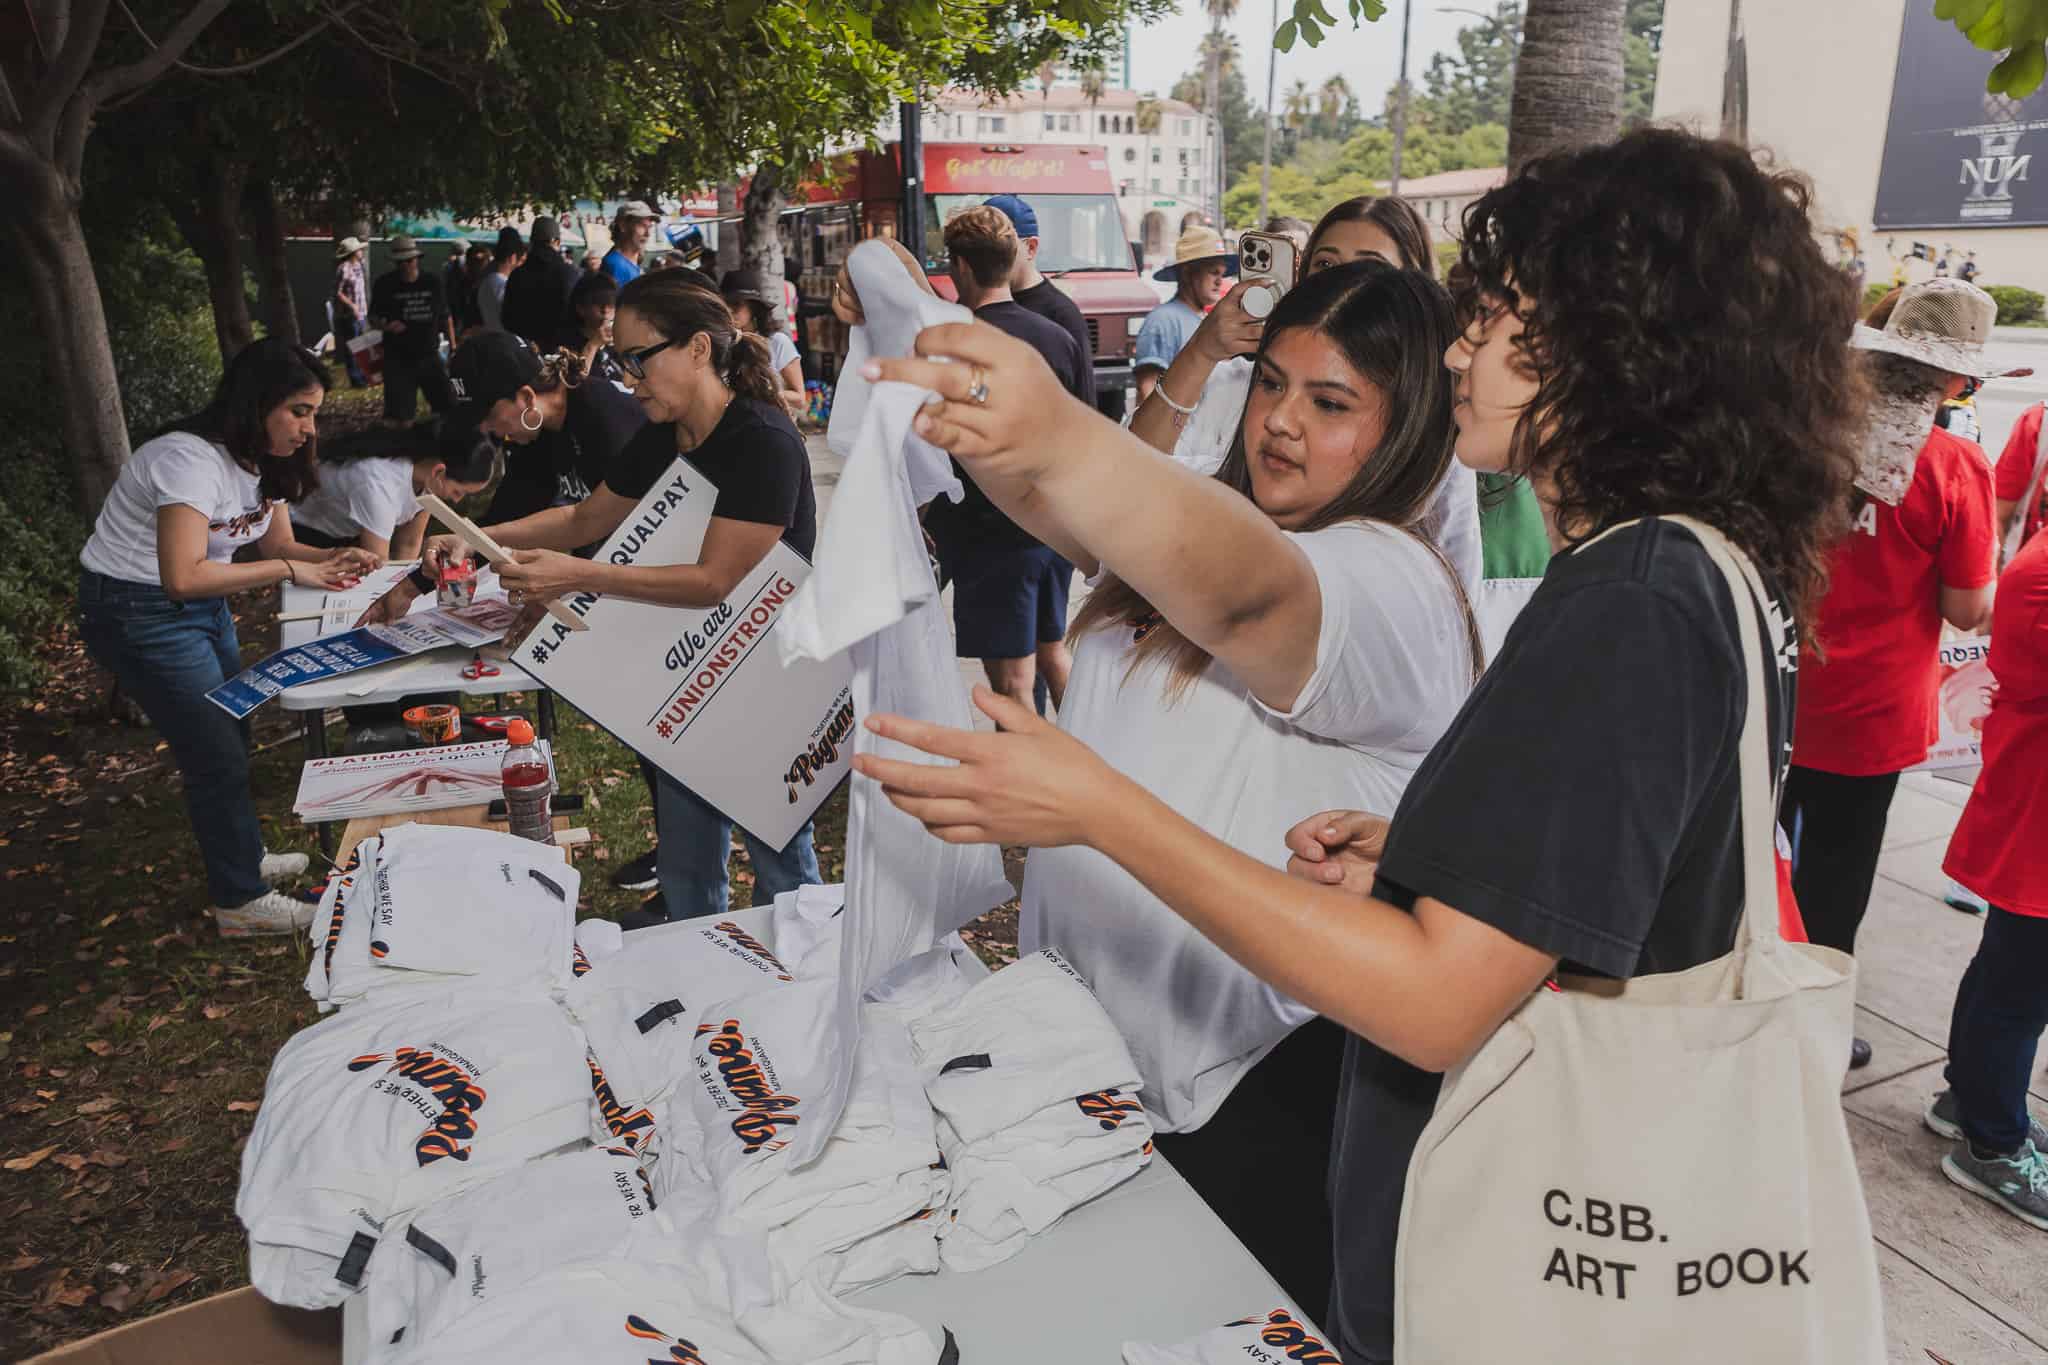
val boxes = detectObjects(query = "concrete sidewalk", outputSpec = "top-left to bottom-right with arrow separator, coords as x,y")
805,434 -> 2046,1360
1849,771 -> 2047,1362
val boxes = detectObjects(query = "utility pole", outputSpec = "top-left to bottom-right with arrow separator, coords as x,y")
1390,0 -> 1413,193
1260,0 -> 1278,224
900,93 -> 925,257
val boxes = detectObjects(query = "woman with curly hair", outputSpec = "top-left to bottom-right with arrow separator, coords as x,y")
848,128 -> 1863,1360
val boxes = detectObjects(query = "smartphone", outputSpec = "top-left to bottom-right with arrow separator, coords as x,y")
1236,231 -> 1300,319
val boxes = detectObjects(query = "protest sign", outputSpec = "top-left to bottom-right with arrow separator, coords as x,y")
515,458 -> 854,851
206,598 -> 518,720
1910,633 -> 1994,772
295,738 -> 555,821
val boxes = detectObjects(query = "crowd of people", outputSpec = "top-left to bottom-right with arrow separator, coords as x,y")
70,123 -> 2048,1359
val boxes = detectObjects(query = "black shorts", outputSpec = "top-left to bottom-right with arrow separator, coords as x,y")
944,543 -> 1073,660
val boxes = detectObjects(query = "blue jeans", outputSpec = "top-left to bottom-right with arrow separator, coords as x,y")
1944,905 -> 2048,1153
334,310 -> 368,386
642,757 -> 819,921
77,571 -> 266,908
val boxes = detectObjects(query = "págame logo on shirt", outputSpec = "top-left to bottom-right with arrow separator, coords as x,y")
703,921 -> 794,981
697,1018 -> 801,1154
346,1045 -> 488,1165
623,1315 -> 707,1365
586,1054 -> 656,1152
1075,1088 -> 1144,1132
1224,1309 -> 1340,1365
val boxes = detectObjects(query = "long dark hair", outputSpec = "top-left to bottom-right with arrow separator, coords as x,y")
1073,259 -> 1463,692
1306,196 -> 1435,278
1451,128 -> 1862,635
317,418 -> 497,484
166,337 -> 329,502
616,272 -> 778,405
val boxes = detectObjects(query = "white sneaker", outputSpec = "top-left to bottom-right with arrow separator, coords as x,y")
260,850 -> 310,884
214,890 -> 318,938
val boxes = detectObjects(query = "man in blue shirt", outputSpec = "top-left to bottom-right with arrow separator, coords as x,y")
1134,225 -> 1236,402
600,201 -> 659,285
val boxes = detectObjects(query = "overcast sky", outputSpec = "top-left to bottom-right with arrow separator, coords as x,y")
1125,1 -> 1484,112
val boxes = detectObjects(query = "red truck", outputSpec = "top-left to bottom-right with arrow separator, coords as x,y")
769,142 -> 1158,417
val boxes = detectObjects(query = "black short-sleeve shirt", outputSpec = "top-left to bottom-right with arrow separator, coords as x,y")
483,376 -> 649,526
608,395 -> 816,560
1012,280 -> 1096,405
925,300 -> 1089,555
1326,518 -> 1796,1363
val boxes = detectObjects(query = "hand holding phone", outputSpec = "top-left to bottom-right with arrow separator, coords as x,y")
1237,231 -> 1300,319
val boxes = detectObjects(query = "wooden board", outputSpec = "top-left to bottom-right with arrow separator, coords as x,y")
417,493 -> 586,631
334,805 -> 574,869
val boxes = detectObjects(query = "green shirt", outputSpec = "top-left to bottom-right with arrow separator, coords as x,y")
1477,473 -> 1551,580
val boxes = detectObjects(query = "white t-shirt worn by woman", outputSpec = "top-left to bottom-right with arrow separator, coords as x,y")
293,458 -> 419,543
1019,520 -> 1476,1132
766,328 -> 801,375
79,432 -> 274,586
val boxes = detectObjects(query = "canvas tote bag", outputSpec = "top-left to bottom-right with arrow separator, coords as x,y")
1392,516 -> 1885,1363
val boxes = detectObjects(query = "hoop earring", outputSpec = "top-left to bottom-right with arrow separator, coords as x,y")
520,403 -> 543,432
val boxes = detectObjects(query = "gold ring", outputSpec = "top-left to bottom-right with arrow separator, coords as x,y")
966,366 -> 990,406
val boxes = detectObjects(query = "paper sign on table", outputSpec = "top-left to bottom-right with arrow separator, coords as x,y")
514,458 -> 854,851
294,738 -> 555,821
206,598 -> 520,720
1910,633 -> 1994,773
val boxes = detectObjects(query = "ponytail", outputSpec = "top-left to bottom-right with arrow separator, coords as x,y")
724,332 -> 780,405
618,271 -> 779,408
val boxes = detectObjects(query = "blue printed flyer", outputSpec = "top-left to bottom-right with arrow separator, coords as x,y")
206,599 -> 517,719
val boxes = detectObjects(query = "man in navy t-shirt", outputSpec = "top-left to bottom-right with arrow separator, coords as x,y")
925,206 -> 1090,715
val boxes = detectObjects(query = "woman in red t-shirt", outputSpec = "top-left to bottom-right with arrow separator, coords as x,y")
1931,531 -> 2048,1229
1994,400 -> 2048,562
1780,282 -> 2003,1071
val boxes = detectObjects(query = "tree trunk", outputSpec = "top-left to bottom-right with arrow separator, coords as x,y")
1506,0 -> 1626,174
715,182 -> 740,273
246,174 -> 299,347
169,149 -> 255,363
5,159 -> 131,514
740,165 -> 785,280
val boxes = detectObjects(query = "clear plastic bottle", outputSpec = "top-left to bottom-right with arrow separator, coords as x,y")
500,717 -> 553,844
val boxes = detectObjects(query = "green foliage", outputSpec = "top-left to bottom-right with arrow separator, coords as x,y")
1985,282 -> 2046,323
1222,120 -> 1507,227
1408,1 -> 1663,136
1172,35 -> 1266,193
1864,281 -> 1894,311
1938,0 -> 2048,96
1277,0 -> 1388,50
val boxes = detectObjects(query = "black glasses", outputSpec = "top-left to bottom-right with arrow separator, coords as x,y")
617,338 -> 675,381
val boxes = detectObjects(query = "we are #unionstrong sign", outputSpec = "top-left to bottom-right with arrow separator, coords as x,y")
517,459 -> 854,850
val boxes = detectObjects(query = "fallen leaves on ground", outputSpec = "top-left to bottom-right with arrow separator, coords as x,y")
4,1145 -> 57,1172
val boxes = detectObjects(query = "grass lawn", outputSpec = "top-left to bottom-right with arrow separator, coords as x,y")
0,495 -> 1021,1354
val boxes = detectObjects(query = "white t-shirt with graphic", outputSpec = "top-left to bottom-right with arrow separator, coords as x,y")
292,457 -> 419,543
79,431 -> 275,585
1019,520 -> 1475,1132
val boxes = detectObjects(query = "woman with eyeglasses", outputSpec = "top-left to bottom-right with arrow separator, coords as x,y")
371,274 -> 821,924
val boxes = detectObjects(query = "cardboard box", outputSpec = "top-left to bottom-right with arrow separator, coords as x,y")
25,1287 -> 339,1364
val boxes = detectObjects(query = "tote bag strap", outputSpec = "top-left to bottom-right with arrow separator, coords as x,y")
1571,515 -> 1785,958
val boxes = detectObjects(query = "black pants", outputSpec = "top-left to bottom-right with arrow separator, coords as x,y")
1151,1018 -> 1343,1325
382,348 -> 452,422
1946,905 -> 2048,1153
1778,765 -> 1901,956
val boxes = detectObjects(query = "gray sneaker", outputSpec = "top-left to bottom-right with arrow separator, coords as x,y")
259,850 -> 310,884
1942,1139 -> 2048,1231
214,889 -> 317,938
1924,1090 -> 2048,1150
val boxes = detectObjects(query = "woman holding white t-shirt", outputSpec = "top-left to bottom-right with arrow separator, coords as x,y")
842,256 -> 1476,1316
77,339 -> 374,938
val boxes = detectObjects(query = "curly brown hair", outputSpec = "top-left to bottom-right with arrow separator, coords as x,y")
1450,128 -> 1862,634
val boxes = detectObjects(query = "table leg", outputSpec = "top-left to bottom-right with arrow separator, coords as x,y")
304,708 -> 336,858
537,688 -> 557,741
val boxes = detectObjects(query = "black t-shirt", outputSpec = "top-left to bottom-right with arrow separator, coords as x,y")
369,271 -> 448,361
1012,280 -> 1096,405
609,396 -> 816,559
1326,519 -> 1796,1363
500,248 -> 580,353
926,299 -> 1089,555
482,377 -> 649,527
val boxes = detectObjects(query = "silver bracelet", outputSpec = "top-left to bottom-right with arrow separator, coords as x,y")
1151,377 -> 1199,416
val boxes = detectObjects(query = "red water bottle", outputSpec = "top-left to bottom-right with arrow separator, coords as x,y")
500,717 -> 553,844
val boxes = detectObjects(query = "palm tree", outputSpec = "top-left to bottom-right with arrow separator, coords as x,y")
1038,59 -> 1058,101
1319,73 -> 1354,139
1080,65 -> 1108,138
1506,0 -> 1626,172
1284,78 -> 1312,131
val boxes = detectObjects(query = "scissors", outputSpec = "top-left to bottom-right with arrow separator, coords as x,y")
461,651 -> 501,681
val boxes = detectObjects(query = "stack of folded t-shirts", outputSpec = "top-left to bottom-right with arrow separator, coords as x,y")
768,881 -> 849,979
562,905 -> 798,1178
908,948 -> 1156,1271
678,977 -> 947,1305
304,824 -> 578,1011
362,1143 -> 702,1360
237,984 -> 592,1308
381,1250 -> 940,1365
1123,1307 -> 1339,1365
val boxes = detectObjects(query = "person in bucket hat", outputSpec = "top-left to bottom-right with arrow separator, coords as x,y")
369,234 -> 453,424
1133,226 -> 1238,402
331,237 -> 371,387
